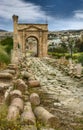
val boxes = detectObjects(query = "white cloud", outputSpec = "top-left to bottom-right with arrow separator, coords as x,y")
48,9 -> 83,31
49,18 -> 83,31
0,0 -> 83,31
0,0 -> 47,22
74,10 -> 83,19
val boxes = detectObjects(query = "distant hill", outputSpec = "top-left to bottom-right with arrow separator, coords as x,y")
0,30 -> 13,41
0,29 -> 8,32
49,29 -> 83,33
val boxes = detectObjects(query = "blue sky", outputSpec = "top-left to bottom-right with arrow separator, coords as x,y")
0,0 -> 83,31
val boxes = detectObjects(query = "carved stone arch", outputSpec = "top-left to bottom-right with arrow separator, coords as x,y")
12,15 -> 48,57
25,34 -> 39,41
25,35 -> 39,57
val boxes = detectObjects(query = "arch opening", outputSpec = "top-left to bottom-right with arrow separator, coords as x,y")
25,36 -> 39,57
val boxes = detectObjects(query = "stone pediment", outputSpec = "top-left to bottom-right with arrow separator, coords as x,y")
18,24 -> 48,31
25,25 -> 43,31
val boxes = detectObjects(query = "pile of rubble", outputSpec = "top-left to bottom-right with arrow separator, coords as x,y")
55,57 -> 83,78
0,62 -> 60,130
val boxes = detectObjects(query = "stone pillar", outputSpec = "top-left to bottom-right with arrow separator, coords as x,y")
22,30 -> 25,52
38,31 -> 43,57
42,32 -> 48,57
38,38 -> 42,57
45,31 -> 48,56
12,15 -> 18,50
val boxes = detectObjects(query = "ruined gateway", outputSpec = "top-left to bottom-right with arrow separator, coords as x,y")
12,15 -> 48,57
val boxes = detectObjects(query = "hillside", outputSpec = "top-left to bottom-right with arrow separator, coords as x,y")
0,30 -> 13,41
0,29 -> 8,32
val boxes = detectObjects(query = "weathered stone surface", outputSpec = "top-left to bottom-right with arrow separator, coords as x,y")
0,83 -> 9,91
7,64 -> 17,70
54,102 -> 62,107
0,83 -> 13,103
4,86 -> 13,104
9,90 -> 22,101
7,105 -> 20,121
21,102 -> 36,125
0,72 -> 13,80
75,63 -> 82,78
3,69 -> 16,75
21,71 -> 32,79
15,79 -> 27,94
11,98 -> 24,112
30,93 -> 40,106
34,106 -> 60,128
28,80 -> 40,88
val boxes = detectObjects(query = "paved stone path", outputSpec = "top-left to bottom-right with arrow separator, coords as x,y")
26,57 -> 83,115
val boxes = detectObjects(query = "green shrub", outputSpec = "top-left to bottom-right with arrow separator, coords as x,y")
0,37 -> 13,65
48,52 -> 83,61
0,37 -> 13,54
48,52 -> 65,58
0,46 -> 10,64
78,54 -> 83,65
65,54 -> 71,59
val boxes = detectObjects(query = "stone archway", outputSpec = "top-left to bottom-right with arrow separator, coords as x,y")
12,15 -> 48,57
25,36 -> 39,57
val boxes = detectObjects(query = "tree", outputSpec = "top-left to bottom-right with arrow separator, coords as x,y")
61,36 -> 78,58
67,38 -> 76,58
74,33 -> 83,52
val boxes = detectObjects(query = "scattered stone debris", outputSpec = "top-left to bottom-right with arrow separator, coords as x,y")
0,57 -> 83,129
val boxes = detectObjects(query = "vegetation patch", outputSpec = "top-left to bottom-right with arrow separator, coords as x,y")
0,103 -> 22,130
0,37 -> 13,68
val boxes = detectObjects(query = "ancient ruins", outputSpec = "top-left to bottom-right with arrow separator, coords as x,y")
12,15 -> 48,57
0,15 -> 83,130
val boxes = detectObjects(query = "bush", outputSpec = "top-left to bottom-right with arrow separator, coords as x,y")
48,52 -> 65,58
78,54 -> 83,65
48,52 -> 83,61
0,46 -> 10,64
0,37 -> 13,66
0,37 -> 13,54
